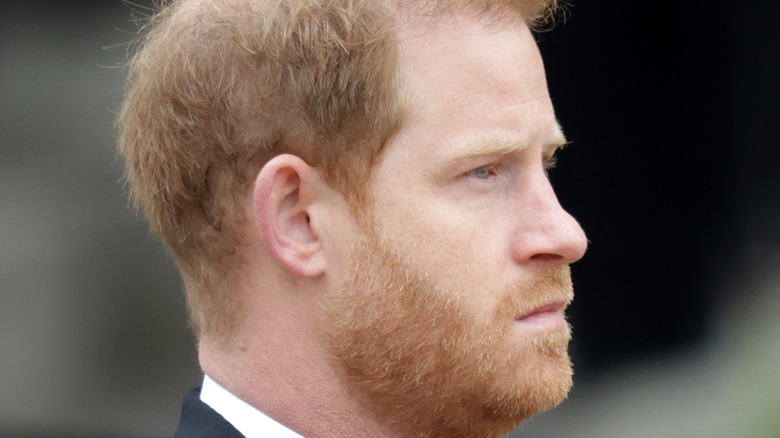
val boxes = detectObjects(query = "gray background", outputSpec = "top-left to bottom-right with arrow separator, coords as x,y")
2,2 -> 199,436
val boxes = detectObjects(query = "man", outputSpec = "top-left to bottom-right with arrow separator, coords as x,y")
118,0 -> 587,437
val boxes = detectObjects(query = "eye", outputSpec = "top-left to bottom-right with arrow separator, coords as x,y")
468,164 -> 496,179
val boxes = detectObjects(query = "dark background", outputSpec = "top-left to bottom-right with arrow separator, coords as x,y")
542,0 -> 779,373
1,1 -> 778,437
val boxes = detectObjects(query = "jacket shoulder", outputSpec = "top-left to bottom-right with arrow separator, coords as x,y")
173,387 -> 244,438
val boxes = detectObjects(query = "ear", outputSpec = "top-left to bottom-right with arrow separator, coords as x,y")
253,154 -> 327,277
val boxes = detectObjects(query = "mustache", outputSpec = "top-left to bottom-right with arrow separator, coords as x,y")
497,265 -> 574,321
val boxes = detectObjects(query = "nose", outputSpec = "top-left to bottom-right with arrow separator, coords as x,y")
511,171 -> 588,265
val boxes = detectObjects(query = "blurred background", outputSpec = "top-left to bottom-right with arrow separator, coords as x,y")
1,1 -> 777,437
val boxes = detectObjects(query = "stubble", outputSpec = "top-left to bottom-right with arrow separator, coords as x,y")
325,230 -> 575,438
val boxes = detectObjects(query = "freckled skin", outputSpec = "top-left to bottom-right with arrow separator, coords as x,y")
322,13 -> 588,438
365,16 -> 587,316
199,11 -> 588,438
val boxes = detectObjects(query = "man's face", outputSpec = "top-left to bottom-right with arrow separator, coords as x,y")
326,13 -> 587,438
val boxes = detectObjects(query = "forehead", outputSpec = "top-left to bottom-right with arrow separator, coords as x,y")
398,14 -> 545,95
381,14 -> 560,162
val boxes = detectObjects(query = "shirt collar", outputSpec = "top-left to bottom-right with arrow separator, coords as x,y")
200,374 -> 306,438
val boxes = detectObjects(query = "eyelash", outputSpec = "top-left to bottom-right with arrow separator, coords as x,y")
468,163 -> 498,179
465,151 -> 560,183
543,154 -> 558,171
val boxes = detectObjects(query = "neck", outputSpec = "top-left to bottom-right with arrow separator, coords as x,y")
197,303 -> 415,438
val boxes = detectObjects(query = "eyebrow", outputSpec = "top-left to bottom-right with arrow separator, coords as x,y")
449,121 -> 569,161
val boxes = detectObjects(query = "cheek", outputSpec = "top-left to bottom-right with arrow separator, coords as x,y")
321,206 -> 363,291
376,199 -> 512,305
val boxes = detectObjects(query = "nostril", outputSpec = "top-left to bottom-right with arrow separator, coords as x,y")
530,253 -> 565,263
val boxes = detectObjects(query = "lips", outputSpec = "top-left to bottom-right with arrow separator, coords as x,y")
516,300 -> 569,327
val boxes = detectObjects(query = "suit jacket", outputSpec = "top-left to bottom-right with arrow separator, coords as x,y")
173,387 -> 244,438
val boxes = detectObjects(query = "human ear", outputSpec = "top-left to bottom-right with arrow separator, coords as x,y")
253,154 -> 326,277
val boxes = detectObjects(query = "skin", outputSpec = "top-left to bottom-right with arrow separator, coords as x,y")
199,11 -> 587,438
321,14 -> 589,437
373,14 -> 587,299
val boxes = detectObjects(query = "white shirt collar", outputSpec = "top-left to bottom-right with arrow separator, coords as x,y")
199,375 -> 306,438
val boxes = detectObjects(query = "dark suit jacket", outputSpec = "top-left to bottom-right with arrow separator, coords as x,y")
173,387 -> 244,438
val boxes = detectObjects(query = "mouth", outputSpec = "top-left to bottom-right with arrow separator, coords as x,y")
515,300 -> 569,328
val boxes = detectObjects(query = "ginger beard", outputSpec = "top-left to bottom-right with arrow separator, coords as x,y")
326,226 -> 576,438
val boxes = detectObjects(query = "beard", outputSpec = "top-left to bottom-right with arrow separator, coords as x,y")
325,227 -> 576,438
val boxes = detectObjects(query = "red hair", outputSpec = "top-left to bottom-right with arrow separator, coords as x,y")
117,0 -> 561,338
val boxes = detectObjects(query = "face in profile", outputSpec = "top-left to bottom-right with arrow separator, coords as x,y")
325,13 -> 588,438
328,228 -> 576,438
